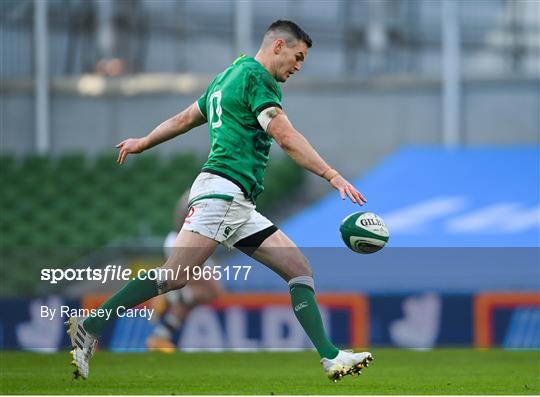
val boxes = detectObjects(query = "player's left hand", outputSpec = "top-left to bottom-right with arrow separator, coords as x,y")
329,175 -> 367,205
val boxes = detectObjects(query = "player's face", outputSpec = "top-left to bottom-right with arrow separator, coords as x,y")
275,40 -> 308,82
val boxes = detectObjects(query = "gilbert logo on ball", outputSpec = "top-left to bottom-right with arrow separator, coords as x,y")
340,212 -> 389,254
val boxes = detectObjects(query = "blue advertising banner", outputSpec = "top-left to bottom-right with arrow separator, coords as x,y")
1,292 -> 538,350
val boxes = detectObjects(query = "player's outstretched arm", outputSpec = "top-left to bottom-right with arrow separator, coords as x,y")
116,102 -> 206,164
264,108 -> 367,205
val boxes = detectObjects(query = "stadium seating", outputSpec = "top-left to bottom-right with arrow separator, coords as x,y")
0,153 -> 304,294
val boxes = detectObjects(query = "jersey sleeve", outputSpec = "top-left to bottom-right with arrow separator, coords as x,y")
196,89 -> 208,120
247,71 -> 282,117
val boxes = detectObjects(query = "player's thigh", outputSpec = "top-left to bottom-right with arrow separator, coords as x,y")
162,229 -> 219,283
250,229 -> 312,281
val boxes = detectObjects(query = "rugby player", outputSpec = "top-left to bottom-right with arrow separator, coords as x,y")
67,20 -> 372,382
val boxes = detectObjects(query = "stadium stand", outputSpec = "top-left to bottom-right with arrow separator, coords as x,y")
0,153 -> 304,295
223,146 -> 540,293
282,145 -> 540,247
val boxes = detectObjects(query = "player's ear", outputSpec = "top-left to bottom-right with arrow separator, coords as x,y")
273,39 -> 284,54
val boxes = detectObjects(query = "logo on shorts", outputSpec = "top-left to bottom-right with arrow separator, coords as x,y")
223,226 -> 232,237
186,206 -> 195,219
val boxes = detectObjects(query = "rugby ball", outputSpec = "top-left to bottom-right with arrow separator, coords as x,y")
340,212 -> 389,254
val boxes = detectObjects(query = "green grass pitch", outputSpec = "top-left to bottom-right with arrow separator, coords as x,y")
1,349 -> 539,394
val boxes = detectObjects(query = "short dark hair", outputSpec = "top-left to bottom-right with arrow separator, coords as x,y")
265,20 -> 312,48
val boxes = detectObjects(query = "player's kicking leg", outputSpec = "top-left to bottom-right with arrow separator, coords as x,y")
240,228 -> 373,382
66,229 -> 219,379
65,316 -> 98,379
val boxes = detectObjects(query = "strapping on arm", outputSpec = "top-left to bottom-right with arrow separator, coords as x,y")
257,106 -> 284,131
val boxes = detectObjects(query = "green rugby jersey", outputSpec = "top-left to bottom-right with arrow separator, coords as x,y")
197,55 -> 282,201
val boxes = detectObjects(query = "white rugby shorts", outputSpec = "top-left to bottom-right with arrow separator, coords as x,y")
181,172 -> 274,248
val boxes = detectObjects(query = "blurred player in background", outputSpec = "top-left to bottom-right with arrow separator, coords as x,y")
67,20 -> 372,382
147,191 -> 223,352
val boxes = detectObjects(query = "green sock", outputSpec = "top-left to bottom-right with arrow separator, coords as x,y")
289,279 -> 339,359
83,271 -> 159,336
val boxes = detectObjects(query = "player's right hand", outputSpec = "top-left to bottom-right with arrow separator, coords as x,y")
116,138 -> 147,164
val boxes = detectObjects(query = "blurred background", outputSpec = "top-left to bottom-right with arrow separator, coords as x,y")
0,0 -> 539,352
